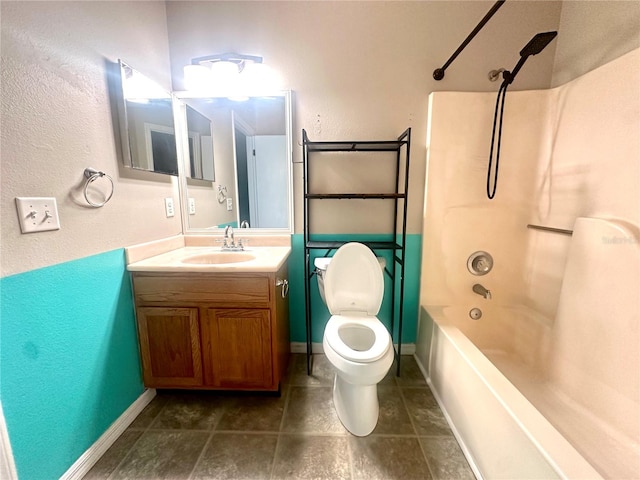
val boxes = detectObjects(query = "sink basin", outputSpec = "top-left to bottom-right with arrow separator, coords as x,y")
181,252 -> 256,265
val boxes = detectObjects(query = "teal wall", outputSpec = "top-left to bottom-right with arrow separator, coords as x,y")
217,221 -> 238,228
0,238 -> 421,478
0,249 -> 144,479
289,234 -> 422,344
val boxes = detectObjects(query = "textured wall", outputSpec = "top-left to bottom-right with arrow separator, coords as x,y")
0,1 -> 181,277
0,2 -> 176,477
552,0 -> 640,87
165,1 -> 562,235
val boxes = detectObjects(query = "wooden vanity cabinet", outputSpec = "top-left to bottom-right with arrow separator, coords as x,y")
135,307 -> 203,388
131,263 -> 289,392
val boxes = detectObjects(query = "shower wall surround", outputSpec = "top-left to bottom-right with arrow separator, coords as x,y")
419,48 -> 639,475
421,48 -> 639,315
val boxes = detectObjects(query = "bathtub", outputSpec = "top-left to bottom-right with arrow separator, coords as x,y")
416,304 -> 639,480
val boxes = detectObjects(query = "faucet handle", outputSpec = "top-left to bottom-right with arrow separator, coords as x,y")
215,237 -> 229,249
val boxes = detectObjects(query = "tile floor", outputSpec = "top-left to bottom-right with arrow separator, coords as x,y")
84,354 -> 475,480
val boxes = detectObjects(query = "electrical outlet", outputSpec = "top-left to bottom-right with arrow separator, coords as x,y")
188,198 -> 196,215
164,198 -> 175,217
226,198 -> 233,211
15,197 -> 61,233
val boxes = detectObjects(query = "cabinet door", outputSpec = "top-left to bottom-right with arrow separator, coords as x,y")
202,309 -> 273,389
136,307 -> 203,388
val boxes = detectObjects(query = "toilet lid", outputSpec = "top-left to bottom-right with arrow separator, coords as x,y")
325,243 -> 384,315
325,315 -> 391,363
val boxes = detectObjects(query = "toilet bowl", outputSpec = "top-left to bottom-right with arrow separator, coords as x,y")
320,243 -> 394,436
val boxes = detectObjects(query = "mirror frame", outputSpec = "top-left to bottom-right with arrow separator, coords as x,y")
173,90 -> 294,235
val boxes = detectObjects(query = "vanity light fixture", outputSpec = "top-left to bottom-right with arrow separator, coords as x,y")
183,53 -> 282,100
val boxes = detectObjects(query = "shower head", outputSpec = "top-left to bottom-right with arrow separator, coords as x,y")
520,31 -> 558,57
502,31 -> 558,85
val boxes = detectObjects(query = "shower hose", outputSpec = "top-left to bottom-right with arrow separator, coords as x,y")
487,81 -> 509,199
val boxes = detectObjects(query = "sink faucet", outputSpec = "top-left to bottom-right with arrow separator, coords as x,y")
224,225 -> 234,247
473,283 -> 492,300
222,226 -> 244,251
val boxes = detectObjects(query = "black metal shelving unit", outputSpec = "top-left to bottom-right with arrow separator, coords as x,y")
302,128 -> 411,375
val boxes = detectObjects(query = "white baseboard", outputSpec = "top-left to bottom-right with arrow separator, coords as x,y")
60,388 -> 156,480
290,342 -> 416,355
0,402 -> 18,480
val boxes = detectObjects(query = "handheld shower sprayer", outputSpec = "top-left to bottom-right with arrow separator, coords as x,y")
487,31 -> 557,199
502,32 -> 558,86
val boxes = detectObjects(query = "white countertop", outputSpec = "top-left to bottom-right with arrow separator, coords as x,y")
127,246 -> 292,273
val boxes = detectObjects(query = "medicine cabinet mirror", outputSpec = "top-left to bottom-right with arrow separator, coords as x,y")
115,60 -> 179,176
174,91 -> 293,233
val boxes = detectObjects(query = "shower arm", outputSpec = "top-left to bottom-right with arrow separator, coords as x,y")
433,0 -> 506,81
501,57 -> 526,86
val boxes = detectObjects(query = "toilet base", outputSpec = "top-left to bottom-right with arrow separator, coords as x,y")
332,373 -> 379,436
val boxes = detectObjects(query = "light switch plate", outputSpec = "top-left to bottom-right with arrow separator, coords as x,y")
226,198 -> 233,211
188,198 -> 196,215
164,197 -> 175,217
15,197 -> 61,233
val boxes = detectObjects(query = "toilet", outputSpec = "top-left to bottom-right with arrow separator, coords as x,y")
318,242 -> 394,436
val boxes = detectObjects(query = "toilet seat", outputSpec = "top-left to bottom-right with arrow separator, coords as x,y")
324,243 -> 384,316
325,315 -> 391,363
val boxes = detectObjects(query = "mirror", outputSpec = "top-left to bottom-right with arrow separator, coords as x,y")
115,60 -> 179,175
175,91 -> 293,233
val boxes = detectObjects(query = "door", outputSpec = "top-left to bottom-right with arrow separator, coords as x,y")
250,135 -> 287,228
202,308 -> 273,389
136,307 -> 203,388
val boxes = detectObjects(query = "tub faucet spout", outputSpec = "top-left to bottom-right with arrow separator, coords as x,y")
473,283 -> 492,300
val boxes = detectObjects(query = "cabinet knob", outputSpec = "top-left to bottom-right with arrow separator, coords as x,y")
276,278 -> 289,298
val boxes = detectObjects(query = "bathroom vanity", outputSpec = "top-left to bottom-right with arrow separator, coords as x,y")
127,245 -> 290,392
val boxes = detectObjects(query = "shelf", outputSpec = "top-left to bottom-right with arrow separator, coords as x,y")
305,193 -> 406,200
302,128 -> 411,377
305,140 -> 407,152
306,240 -> 401,250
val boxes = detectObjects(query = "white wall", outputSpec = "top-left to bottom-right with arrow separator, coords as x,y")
0,1 -> 181,277
165,0 -> 562,234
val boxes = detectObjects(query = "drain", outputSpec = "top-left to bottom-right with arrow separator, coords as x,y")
469,308 -> 482,320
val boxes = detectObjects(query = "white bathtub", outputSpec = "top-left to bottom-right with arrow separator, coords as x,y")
416,304 -> 639,480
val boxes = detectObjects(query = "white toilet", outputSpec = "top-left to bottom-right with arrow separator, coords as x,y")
317,242 -> 394,436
